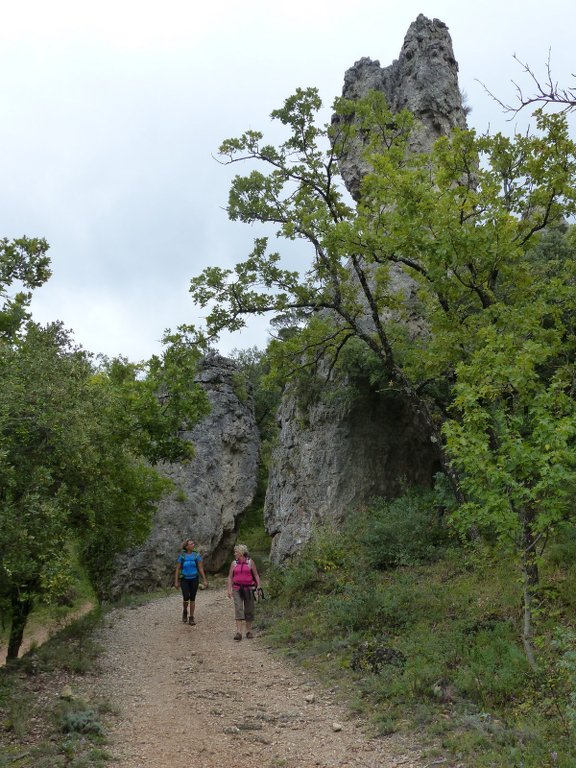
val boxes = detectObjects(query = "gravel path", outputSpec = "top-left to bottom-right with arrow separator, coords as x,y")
89,586 -> 426,768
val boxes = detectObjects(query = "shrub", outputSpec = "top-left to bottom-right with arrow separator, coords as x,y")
359,489 -> 450,570
547,522 -> 576,567
267,524 -> 350,605
58,707 -> 103,735
455,624 -> 530,706
327,576 -> 416,632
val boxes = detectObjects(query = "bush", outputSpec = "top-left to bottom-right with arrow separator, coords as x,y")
58,707 -> 103,735
547,522 -> 576,567
327,577 -> 416,632
358,489 -> 450,570
455,624 -> 530,706
267,524 -> 350,605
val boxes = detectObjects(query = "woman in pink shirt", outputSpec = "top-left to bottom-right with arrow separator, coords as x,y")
227,544 -> 261,641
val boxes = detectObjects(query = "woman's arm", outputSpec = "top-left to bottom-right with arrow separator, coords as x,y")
174,560 -> 181,588
198,560 -> 208,587
250,560 -> 261,588
226,562 -> 235,598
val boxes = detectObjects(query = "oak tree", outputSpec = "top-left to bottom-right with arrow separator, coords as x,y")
0,245 -> 209,660
186,89 -> 576,661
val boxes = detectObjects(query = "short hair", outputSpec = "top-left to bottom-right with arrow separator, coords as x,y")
234,543 -> 249,557
182,538 -> 194,550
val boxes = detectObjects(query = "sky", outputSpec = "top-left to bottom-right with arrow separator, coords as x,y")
1,0 -> 574,362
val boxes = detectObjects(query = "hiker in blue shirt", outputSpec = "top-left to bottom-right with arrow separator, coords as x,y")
174,538 -> 208,625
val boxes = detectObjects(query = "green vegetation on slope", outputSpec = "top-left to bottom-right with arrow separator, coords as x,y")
0,235 -> 211,661
258,489 -> 576,768
0,608 -> 112,768
186,86 -> 576,669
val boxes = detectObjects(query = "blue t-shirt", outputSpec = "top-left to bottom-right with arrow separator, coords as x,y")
178,552 -> 201,579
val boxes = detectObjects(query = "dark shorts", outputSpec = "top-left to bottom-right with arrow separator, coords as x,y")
180,577 -> 199,602
233,587 -> 255,621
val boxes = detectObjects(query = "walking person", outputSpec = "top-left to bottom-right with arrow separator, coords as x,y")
227,544 -> 260,641
174,538 -> 208,625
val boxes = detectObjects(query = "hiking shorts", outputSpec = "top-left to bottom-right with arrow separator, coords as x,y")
180,577 -> 199,602
233,587 -> 255,622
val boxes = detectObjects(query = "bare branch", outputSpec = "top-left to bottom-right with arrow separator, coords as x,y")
477,51 -> 576,119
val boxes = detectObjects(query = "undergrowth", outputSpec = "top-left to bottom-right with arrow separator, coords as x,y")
259,489 -> 576,768
0,608 -> 113,768
0,587 -> 179,768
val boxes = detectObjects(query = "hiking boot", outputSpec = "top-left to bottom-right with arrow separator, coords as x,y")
182,609 -> 188,623
188,616 -> 196,626
233,632 -> 242,641
245,631 -> 253,639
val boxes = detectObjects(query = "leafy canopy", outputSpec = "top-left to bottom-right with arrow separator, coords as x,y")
0,240 -> 210,656
186,88 -> 576,662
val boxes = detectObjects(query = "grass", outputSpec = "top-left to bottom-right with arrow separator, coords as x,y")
0,607 -> 112,768
256,494 -> 576,768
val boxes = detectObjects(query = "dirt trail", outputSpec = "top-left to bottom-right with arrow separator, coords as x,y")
85,585 -> 427,768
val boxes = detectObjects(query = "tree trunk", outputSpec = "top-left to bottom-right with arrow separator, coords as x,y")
520,508 -> 540,671
6,589 -> 33,662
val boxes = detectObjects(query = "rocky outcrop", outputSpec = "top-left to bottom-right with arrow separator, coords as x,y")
335,14 -> 467,200
264,383 -> 441,562
110,353 -> 259,595
265,15 -> 466,562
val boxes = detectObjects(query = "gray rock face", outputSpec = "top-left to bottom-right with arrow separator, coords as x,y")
265,385 -> 441,562
265,15 -> 465,562
110,353 -> 259,595
336,14 -> 467,199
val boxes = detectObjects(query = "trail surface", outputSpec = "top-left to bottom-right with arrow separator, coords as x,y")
87,586 -> 427,768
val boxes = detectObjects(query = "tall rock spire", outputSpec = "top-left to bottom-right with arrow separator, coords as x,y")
336,14 -> 467,199
265,16 -> 465,563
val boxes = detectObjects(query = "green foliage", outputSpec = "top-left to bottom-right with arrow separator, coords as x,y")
194,85 -> 576,662
356,489 -> 451,570
551,627 -> 576,734
230,345 -> 282,437
57,705 -> 103,736
455,624 -> 531,707
327,576 -> 417,632
231,370 -> 249,403
267,524 -> 350,605
235,504 -> 271,565
0,253 -> 209,654
0,236 -> 51,340
546,522 -> 576,568
259,493 -> 576,766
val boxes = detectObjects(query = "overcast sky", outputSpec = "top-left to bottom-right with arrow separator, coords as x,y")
1,0 -> 574,362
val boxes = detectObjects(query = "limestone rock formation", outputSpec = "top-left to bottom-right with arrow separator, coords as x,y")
265,15 -> 466,562
110,353 -> 259,595
335,14 -> 467,200
264,383 -> 441,562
